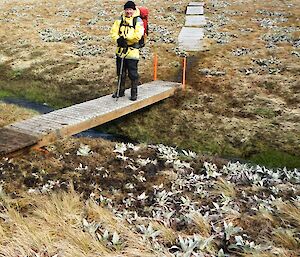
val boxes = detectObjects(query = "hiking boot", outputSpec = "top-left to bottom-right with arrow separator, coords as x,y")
130,79 -> 138,101
129,94 -> 137,101
112,90 -> 125,98
112,79 -> 125,98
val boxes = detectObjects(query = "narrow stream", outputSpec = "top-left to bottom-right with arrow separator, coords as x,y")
2,97 -> 132,142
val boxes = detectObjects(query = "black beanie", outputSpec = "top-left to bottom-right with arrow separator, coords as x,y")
124,1 -> 136,10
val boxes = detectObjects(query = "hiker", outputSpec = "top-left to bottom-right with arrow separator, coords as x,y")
110,1 -> 144,101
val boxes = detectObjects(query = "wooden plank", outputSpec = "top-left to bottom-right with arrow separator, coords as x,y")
4,125 -> 42,138
178,27 -> 205,38
0,128 -> 38,155
185,15 -> 206,26
10,119 -> 63,132
186,6 -> 204,15
35,85 -> 179,147
178,27 -> 205,51
188,2 -> 205,6
179,44 -> 204,51
41,113 -> 84,123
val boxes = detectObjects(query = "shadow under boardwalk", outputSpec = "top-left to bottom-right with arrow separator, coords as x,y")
0,80 -> 181,156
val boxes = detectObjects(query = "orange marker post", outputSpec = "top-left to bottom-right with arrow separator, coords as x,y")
182,57 -> 187,91
153,53 -> 158,81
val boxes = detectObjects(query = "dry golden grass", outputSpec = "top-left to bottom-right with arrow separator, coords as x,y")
272,228 -> 300,250
188,212 -> 211,237
255,207 -> 279,227
0,186 -> 175,256
276,201 -> 300,227
212,178 -> 236,198
0,0 -> 300,256
241,253 -> 277,257
86,200 -> 158,256
0,0 -> 299,159
152,221 -> 177,245
0,103 -> 38,127
0,190 -> 109,256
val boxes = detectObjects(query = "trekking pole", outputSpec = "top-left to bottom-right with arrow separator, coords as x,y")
116,46 -> 128,101
116,55 -> 125,101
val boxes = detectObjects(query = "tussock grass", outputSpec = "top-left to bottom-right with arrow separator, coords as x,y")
213,178 -> 236,198
189,212 -> 211,237
255,207 -> 279,227
85,200 -> 156,255
272,228 -> 300,250
276,201 -> 300,227
1,0 -> 300,166
241,253 -> 277,257
152,221 -> 177,245
0,191 -> 109,256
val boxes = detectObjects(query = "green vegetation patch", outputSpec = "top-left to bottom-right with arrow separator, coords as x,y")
254,107 -> 277,119
0,89 -> 14,98
249,149 -> 300,169
0,63 -> 72,108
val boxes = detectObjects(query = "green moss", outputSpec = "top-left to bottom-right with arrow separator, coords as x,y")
257,80 -> 277,90
0,79 -> 71,108
0,89 -> 13,98
9,69 -> 24,79
103,104 -> 299,169
249,150 -> 300,169
254,108 -> 277,118
0,63 -> 78,108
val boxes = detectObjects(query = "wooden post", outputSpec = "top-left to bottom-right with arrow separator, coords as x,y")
153,53 -> 158,81
182,57 -> 187,90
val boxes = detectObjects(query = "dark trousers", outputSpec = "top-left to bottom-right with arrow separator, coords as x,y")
116,57 -> 139,98
116,57 -> 139,83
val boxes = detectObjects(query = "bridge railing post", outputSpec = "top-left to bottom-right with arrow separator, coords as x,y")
153,53 -> 158,81
182,57 -> 187,90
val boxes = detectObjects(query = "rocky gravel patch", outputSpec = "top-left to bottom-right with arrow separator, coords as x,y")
72,43 -> 106,57
39,28 -> 84,42
199,68 -> 226,76
232,47 -> 252,56
150,24 -> 176,44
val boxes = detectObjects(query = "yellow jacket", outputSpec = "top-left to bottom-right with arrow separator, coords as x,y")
110,9 -> 144,60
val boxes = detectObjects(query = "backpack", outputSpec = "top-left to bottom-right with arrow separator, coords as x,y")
119,7 -> 149,48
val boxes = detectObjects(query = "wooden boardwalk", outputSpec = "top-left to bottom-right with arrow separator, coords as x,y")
0,80 -> 180,155
178,2 -> 206,51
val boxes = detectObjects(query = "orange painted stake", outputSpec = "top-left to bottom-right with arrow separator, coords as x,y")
153,53 -> 158,81
182,57 -> 187,90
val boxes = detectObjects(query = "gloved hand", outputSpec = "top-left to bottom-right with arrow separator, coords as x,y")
117,36 -> 127,48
